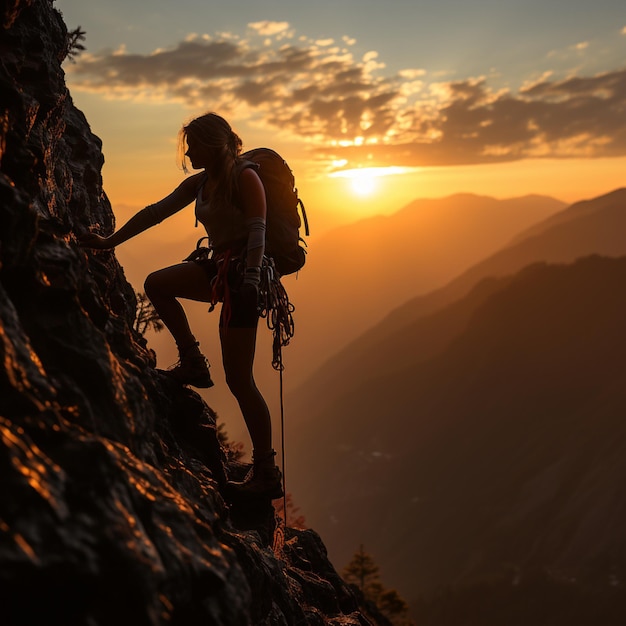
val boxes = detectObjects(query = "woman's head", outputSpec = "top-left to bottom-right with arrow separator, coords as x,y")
179,112 -> 242,175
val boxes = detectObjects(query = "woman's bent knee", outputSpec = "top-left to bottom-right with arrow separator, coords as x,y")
143,271 -> 161,299
145,263 -> 212,302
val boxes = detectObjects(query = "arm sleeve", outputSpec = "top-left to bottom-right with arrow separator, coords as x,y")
245,216 -> 266,269
237,165 -> 266,284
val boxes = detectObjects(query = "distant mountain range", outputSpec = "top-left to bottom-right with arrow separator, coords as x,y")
284,192 -> 565,386
290,188 -> 626,414
287,188 -> 626,615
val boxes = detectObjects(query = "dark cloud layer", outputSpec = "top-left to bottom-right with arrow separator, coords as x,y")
68,32 -> 626,167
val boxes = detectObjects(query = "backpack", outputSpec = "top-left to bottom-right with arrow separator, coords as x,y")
239,148 -> 309,275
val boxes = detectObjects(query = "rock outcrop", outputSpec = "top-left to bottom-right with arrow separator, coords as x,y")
0,2 -> 384,624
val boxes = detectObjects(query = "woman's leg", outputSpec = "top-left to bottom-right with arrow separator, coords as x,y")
221,325 -> 282,497
144,262 -> 213,350
144,262 -> 215,387
220,325 -> 272,454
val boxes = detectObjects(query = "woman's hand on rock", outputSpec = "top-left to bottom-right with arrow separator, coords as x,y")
78,232 -> 114,249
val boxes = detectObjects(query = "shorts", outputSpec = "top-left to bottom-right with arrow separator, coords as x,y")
193,256 -> 259,329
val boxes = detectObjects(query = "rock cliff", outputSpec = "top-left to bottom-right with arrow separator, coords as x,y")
0,2 -> 384,624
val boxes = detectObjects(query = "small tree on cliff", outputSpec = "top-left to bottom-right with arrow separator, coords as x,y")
63,26 -> 86,63
343,545 -> 415,626
134,292 -> 164,336
216,422 -> 245,462
343,544 -> 381,593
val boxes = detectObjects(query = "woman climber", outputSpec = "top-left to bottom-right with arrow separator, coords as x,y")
79,112 -> 282,499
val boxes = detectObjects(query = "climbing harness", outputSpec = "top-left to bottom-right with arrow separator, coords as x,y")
184,238 -> 237,328
208,249 -> 234,326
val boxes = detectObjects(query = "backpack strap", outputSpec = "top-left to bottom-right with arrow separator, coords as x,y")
238,159 -> 259,173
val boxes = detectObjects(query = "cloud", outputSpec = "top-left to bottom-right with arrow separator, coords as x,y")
67,26 -> 626,168
248,21 -> 290,36
329,69 -> 626,167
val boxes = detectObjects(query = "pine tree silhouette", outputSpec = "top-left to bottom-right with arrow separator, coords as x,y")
134,292 -> 164,336
343,544 -> 380,593
342,544 -> 415,626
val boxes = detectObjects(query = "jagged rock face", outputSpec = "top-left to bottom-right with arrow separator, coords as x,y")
0,2 -> 384,625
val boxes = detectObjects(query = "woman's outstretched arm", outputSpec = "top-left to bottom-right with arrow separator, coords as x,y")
79,173 -> 204,249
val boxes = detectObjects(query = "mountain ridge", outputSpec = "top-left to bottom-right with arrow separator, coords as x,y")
289,187 -> 626,415
289,254 -> 626,619
284,190 -> 565,387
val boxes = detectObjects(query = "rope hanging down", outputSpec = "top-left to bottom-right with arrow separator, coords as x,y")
257,257 -> 296,528
257,257 -> 295,372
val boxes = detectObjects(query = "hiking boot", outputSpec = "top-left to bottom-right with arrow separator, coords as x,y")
227,463 -> 284,499
165,343 -> 214,388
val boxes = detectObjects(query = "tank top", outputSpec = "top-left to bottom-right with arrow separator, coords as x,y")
194,177 -> 248,253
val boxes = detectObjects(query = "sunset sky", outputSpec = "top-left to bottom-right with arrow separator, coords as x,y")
52,0 -> 626,452
56,0 -> 626,234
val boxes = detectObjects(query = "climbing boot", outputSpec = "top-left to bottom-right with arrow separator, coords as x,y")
165,342 -> 214,388
228,451 -> 284,499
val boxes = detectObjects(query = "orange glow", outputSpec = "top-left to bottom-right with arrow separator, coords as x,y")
106,138 -> 625,449
350,173 -> 376,196
104,153 -> 626,239
329,166 -> 417,198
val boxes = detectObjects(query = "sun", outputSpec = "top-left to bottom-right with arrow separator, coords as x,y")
329,165 -> 417,199
349,170 -> 378,196
329,167 -> 380,197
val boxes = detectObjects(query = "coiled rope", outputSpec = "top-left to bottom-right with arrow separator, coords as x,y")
258,258 -> 295,371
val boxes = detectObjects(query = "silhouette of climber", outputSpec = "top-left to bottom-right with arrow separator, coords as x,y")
79,112 -> 282,499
